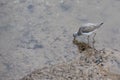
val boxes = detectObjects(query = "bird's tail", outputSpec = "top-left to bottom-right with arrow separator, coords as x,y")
100,22 -> 104,26
96,22 -> 104,28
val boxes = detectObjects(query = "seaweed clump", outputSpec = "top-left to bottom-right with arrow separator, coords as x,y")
73,39 -> 91,52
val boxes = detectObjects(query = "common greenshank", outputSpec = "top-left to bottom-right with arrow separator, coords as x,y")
73,23 -> 103,46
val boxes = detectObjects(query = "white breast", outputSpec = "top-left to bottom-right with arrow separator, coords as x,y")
82,31 -> 93,35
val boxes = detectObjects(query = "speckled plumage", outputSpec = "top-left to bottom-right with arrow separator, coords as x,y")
73,23 -> 103,39
78,23 -> 103,35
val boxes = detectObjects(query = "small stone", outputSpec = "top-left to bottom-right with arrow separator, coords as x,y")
27,4 -> 34,13
33,44 -> 44,49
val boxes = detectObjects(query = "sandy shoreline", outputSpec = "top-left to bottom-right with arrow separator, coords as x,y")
20,41 -> 120,80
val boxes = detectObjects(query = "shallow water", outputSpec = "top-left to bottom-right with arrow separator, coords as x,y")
0,0 -> 120,80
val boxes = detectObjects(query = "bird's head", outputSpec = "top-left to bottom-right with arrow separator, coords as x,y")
73,32 -> 78,39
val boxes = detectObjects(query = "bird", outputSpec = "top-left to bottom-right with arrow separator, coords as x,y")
73,22 -> 103,46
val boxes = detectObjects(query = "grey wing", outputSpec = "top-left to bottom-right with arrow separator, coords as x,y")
79,23 -> 103,33
80,25 -> 96,33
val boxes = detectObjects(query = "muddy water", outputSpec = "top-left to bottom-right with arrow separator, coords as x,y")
0,0 -> 120,80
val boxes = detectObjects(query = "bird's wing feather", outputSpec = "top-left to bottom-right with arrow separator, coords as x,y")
80,25 -> 96,33
77,25 -> 94,35
78,23 -> 103,34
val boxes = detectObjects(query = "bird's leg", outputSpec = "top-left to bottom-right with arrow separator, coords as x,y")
87,35 -> 90,46
92,33 -> 96,50
74,37 -> 76,40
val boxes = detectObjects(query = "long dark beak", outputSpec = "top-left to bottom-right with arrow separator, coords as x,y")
73,35 -> 76,40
